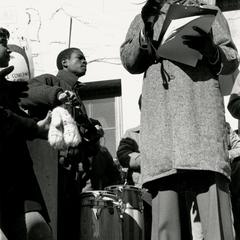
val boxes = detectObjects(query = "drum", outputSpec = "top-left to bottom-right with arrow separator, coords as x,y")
105,185 -> 144,240
79,191 -> 122,240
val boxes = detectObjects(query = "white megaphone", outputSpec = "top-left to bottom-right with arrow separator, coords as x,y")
6,41 -> 34,82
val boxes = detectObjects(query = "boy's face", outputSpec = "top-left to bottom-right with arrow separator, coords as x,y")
0,38 -> 11,67
65,49 -> 87,77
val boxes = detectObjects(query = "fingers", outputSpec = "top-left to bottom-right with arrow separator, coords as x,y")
44,110 -> 52,124
192,26 -> 208,36
182,36 -> 201,50
182,26 -> 208,41
58,92 -> 68,103
65,90 -> 76,100
0,66 -> 14,77
58,90 -> 77,104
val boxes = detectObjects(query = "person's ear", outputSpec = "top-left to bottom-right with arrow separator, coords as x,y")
61,59 -> 68,68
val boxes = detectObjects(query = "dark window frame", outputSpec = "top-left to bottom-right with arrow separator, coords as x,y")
216,0 -> 240,11
76,79 -> 121,100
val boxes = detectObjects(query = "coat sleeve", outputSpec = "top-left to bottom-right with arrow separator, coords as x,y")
0,106 -> 39,140
21,74 -> 63,109
120,14 -> 155,74
212,8 -> 239,75
117,136 -> 141,172
227,74 -> 240,119
229,129 -> 240,163
228,93 -> 240,119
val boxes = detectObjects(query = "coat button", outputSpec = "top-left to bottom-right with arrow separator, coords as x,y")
169,74 -> 175,80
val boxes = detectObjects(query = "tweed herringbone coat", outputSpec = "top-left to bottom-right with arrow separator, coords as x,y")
120,1 -> 239,185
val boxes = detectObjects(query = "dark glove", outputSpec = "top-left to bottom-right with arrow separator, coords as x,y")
81,118 -> 104,144
141,0 -> 163,38
0,66 -> 29,106
182,27 -> 219,63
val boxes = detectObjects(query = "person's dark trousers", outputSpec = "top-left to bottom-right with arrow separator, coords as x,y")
57,166 -> 80,240
142,189 -> 152,240
230,157 -> 240,240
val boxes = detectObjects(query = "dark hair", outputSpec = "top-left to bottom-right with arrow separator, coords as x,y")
0,28 -> 10,43
56,47 -> 81,70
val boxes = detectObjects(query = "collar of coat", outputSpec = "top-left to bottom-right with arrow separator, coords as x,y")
56,70 -> 80,89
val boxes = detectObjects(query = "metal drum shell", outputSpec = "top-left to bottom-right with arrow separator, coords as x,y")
105,185 -> 144,240
105,185 -> 143,210
79,191 -> 122,240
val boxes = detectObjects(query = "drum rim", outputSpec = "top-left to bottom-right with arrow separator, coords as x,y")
80,190 -> 116,198
105,185 -> 142,191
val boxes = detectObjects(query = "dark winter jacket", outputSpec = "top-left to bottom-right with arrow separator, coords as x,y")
21,70 -> 87,120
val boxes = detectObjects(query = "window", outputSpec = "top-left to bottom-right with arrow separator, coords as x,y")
83,97 -> 122,158
216,0 -> 240,11
77,79 -> 122,158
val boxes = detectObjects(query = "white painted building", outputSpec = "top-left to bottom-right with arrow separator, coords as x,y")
0,1 -> 239,238
1,0 -> 239,154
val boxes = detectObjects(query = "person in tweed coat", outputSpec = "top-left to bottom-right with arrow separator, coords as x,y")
120,0 -> 239,239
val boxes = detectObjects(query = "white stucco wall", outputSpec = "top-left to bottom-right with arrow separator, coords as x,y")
0,1 -> 240,238
222,10 -> 240,131
0,0 -> 240,132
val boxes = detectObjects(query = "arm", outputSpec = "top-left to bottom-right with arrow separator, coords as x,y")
21,74 -> 63,109
0,106 -> 45,140
229,129 -> 240,163
228,93 -> 240,119
117,137 -> 141,172
228,76 -> 240,119
182,7 -> 238,75
120,14 -> 155,74
212,9 -> 239,75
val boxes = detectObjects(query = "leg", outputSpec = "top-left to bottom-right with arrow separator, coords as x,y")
230,157 -> 240,240
151,189 -> 181,240
58,167 -> 80,240
142,189 -> 152,240
196,173 -> 234,240
0,228 -> 8,240
8,211 -> 53,240
149,175 -> 182,240
231,196 -> 240,240
25,212 -> 53,240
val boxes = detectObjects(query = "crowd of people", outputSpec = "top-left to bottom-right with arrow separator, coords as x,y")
0,0 -> 240,240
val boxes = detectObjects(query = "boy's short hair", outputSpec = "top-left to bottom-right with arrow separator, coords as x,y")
0,28 -> 10,44
56,47 -> 81,70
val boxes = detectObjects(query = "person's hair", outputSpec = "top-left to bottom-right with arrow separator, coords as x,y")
0,28 -> 10,43
56,47 -> 81,70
